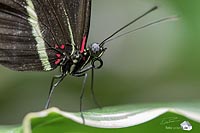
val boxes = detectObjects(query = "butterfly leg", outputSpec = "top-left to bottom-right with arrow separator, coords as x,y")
72,72 -> 88,124
45,73 -> 66,109
90,68 -> 101,108
74,65 -> 101,109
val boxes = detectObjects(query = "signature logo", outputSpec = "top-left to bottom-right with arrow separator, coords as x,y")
160,117 -> 180,125
160,117 -> 192,131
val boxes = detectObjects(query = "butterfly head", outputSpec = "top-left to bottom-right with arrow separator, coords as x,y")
88,42 -> 106,69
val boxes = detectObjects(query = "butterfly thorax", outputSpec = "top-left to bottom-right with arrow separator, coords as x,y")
57,43 -> 106,75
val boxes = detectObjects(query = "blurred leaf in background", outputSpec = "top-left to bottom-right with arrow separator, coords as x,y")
0,0 -> 199,125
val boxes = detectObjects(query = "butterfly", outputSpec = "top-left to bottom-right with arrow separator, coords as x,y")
0,0 -> 176,122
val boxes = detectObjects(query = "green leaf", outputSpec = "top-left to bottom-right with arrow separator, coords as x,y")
1,102 -> 200,133
23,102 -> 200,133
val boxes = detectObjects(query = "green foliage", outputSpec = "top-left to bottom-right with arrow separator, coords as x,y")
1,102 -> 200,133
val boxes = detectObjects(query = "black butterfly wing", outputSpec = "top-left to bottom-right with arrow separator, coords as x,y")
63,0 -> 91,50
0,1 -> 44,71
0,0 -> 91,71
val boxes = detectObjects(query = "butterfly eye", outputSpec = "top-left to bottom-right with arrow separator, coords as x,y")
90,43 -> 100,54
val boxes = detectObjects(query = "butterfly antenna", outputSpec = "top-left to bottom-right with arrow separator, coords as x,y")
99,6 -> 158,46
104,15 -> 178,44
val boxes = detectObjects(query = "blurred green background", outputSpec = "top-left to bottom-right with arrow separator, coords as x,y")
0,0 -> 200,124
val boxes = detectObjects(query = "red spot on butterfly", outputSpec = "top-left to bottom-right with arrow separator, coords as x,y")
80,36 -> 87,53
56,54 -> 61,58
55,44 -> 59,49
54,44 -> 65,65
60,44 -> 65,49
55,59 -> 61,65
